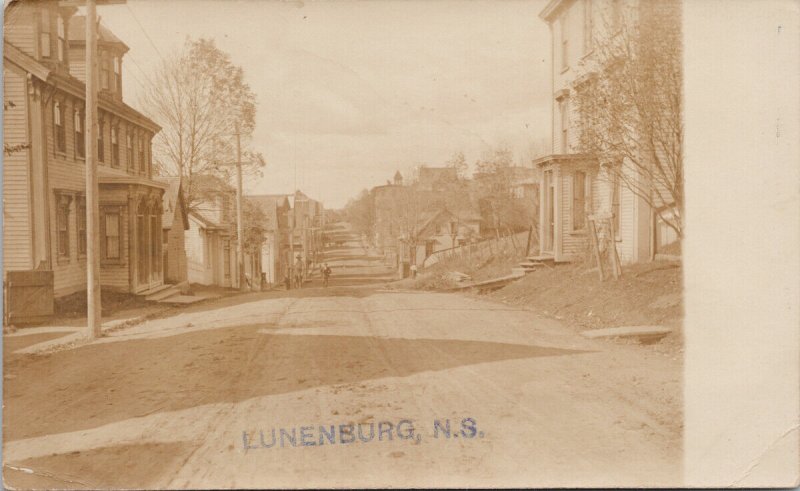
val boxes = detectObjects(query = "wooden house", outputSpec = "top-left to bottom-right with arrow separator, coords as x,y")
3,2 -> 166,318
184,177 -> 238,288
248,194 -> 291,286
158,177 -> 189,284
536,0 -> 653,264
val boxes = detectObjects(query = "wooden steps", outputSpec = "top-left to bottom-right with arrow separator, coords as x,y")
515,255 -> 555,274
137,281 -> 189,303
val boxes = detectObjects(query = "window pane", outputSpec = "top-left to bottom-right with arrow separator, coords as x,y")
106,214 -> 119,236
107,237 -> 120,259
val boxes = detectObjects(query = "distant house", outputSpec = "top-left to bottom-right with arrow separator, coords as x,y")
158,177 -> 189,284
3,1 -> 164,321
248,194 -> 292,285
410,206 -> 481,266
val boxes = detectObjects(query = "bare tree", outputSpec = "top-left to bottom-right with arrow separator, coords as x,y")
473,147 -> 533,237
573,0 -> 683,238
446,150 -> 469,180
140,38 -> 265,210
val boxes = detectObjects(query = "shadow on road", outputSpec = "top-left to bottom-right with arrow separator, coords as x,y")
4,324 -> 592,441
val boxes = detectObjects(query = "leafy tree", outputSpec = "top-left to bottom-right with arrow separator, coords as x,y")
140,38 -> 265,211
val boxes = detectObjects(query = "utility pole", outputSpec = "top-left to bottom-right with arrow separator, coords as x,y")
85,0 -> 102,338
235,122 -> 245,292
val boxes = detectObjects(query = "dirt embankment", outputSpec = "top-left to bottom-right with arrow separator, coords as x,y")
398,254 -> 683,349
483,260 -> 683,352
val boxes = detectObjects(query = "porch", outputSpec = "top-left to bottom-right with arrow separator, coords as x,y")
534,154 -> 598,263
97,173 -> 168,295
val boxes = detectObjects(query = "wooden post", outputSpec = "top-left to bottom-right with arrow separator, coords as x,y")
525,224 -> 533,257
235,123 -> 246,291
587,217 -> 605,281
85,0 -> 102,339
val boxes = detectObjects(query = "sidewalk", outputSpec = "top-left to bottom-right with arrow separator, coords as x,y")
4,290 -> 225,356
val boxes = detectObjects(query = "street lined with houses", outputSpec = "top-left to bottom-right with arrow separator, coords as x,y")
3,225 -> 680,488
4,0 -> 687,487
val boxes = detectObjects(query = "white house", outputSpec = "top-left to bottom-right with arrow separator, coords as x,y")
536,0 -> 656,264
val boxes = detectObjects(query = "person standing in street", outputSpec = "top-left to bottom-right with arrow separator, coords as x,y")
294,254 -> 304,289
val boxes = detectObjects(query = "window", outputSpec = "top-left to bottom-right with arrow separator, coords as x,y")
612,174 -> 621,236
138,134 -> 145,172
101,52 -> 110,90
113,57 -> 121,93
147,137 -> 152,176
98,119 -> 105,162
572,171 -> 586,230
584,0 -> 593,54
104,211 -> 121,259
56,193 -> 72,258
126,130 -> 134,168
40,9 -> 51,58
57,15 -> 65,62
560,11 -> 569,70
77,196 -> 87,255
111,126 -> 119,167
559,98 -> 570,153
54,101 -> 66,153
74,109 -> 85,158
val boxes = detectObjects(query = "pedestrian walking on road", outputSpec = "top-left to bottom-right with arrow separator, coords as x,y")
410,263 -> 418,279
322,263 -> 332,287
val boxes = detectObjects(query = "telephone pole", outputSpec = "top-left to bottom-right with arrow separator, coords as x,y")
85,0 -> 102,338
235,123 -> 246,292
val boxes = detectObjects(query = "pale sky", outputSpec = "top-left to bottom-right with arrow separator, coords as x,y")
98,0 -> 552,208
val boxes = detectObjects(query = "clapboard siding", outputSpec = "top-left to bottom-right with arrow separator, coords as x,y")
186,216 -> 213,285
4,3 -> 36,57
616,175 -> 636,263
560,170 -> 588,259
68,47 -> 86,82
3,64 -> 34,271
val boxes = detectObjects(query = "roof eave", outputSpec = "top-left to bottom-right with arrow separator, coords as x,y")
539,0 -> 570,21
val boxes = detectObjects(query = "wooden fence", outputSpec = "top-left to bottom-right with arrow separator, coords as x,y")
421,230 -> 531,269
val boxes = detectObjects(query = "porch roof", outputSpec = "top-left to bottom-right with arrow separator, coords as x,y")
98,168 -> 169,190
533,153 -> 597,168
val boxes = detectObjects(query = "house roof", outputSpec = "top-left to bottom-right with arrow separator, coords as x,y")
3,41 -> 159,133
157,176 -> 189,230
414,205 -> 480,238
247,194 -> 290,231
68,16 -> 130,53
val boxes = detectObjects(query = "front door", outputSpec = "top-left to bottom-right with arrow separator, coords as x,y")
135,199 -> 164,292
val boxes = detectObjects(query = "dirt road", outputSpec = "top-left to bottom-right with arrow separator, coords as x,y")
3,225 -> 682,488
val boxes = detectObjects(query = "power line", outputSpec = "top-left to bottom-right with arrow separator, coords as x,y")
125,3 -> 165,62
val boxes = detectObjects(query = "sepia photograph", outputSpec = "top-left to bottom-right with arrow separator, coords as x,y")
1,0 -> 798,488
